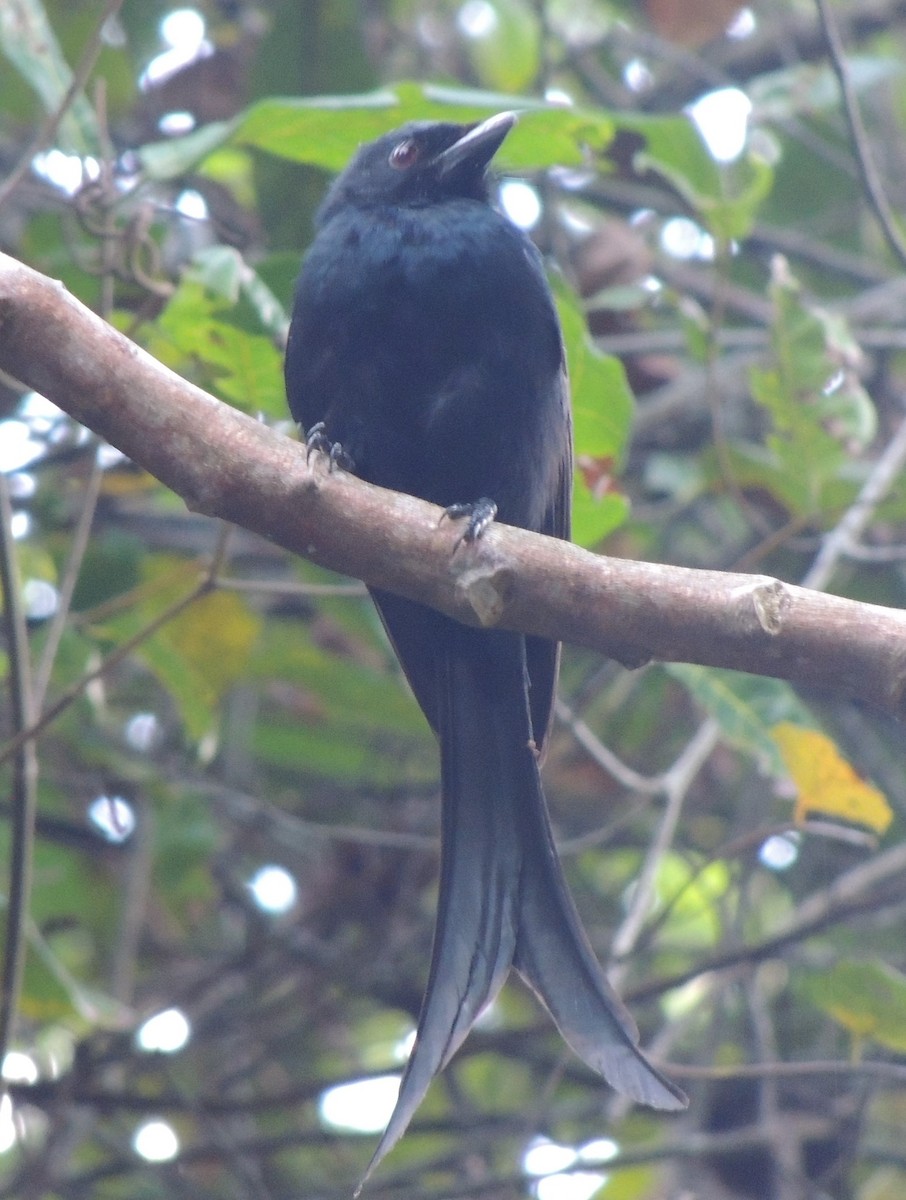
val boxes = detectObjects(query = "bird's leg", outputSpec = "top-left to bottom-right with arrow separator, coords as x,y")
441,497 -> 498,546
304,421 -> 356,472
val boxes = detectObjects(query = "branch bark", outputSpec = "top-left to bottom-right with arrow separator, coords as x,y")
2,251 -> 905,717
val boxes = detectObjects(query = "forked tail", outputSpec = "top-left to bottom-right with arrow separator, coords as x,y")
356,642 -> 686,1192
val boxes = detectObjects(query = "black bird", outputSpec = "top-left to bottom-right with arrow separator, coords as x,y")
285,111 -> 686,1183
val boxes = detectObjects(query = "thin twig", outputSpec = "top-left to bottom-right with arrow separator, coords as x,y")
0,575 -> 213,769
0,520 -> 234,768
675,1057 -> 906,1084
217,576 -> 367,598
748,974 -> 806,1200
108,815 -> 153,1006
803,412 -> 906,589
816,0 -> 906,270
0,474 -> 38,1077
0,0 -> 125,211
610,718 -> 718,965
205,783 -> 437,852
555,697 -> 659,793
32,455 -> 103,710
630,840 -> 906,1004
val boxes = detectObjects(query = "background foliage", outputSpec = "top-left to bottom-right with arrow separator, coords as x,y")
2,1 -> 906,1197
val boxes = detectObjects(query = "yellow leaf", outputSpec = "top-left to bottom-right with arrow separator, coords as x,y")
167,589 -> 261,700
772,723 -> 893,835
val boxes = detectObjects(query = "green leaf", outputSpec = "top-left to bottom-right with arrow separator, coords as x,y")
135,82 -> 618,183
643,451 -> 708,506
138,82 -> 785,231
189,246 -> 290,340
151,787 -> 222,914
140,85 -> 768,245
571,488 -> 629,549
255,718 -> 433,787
20,210 -> 103,306
200,326 -> 285,415
91,562 -> 260,743
701,153 -> 775,242
656,854 -> 732,950
247,618 -> 435,787
166,590 -> 262,711
137,118 -> 237,182
620,113 -> 774,240
555,280 -> 634,546
744,258 -> 876,516
713,440 -> 858,520
800,960 -> 906,1053
456,1046 -> 533,1115
16,928 -> 119,1027
145,272 -> 285,416
0,834 -> 129,1029
463,0 -> 541,94
557,285 -> 633,461
69,530 -> 144,611
0,0 -> 99,155
234,83 -> 615,171
188,245 -> 248,303
145,277 -> 221,372
235,88 -> 402,170
666,665 -> 815,774
132,613 -> 216,743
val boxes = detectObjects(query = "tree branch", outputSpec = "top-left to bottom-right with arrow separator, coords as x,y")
1,251 -> 905,718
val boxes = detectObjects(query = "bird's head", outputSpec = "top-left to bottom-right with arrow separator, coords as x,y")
317,111 -> 517,223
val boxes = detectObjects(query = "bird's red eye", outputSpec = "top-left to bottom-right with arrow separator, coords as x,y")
389,139 -> 420,169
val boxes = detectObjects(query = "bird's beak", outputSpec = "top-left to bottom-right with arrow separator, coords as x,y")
435,111 -> 517,177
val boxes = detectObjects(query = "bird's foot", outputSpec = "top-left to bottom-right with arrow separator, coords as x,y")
442,497 -> 497,547
304,422 -> 355,472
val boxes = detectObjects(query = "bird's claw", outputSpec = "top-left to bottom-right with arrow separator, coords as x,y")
304,422 -> 355,472
442,497 -> 497,547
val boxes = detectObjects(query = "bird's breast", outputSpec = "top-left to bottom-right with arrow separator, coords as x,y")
292,201 -> 568,527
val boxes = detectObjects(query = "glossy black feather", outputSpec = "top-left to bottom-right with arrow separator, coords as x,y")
284,113 -> 686,1188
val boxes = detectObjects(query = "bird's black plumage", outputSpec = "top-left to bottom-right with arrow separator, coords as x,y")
285,112 -> 686,1185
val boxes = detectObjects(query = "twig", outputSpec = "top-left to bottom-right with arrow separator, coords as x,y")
610,718 -> 718,964
748,973 -> 806,1200
630,840 -> 906,1004
0,0 -> 125,211
0,474 -> 38,1078
205,783 -> 437,852
555,697 -> 659,793
108,815 -> 153,1006
0,575 -> 213,769
803,412 -> 906,589
675,1057 -> 906,1084
32,455 -> 103,710
217,576 -> 367,598
0,520 -> 232,770
816,0 -> 906,271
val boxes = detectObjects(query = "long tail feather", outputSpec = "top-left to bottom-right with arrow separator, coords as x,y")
357,634 -> 685,1192
513,770 -> 687,1109
357,650 -> 521,1189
